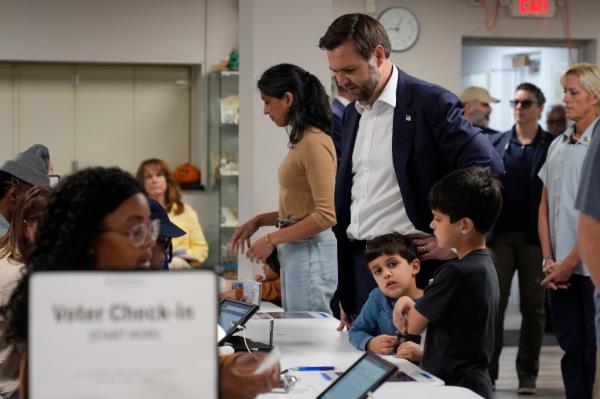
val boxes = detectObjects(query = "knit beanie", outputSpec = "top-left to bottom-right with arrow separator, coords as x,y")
0,144 -> 50,187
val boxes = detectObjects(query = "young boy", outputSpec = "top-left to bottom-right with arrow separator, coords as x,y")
393,166 -> 502,399
348,233 -> 423,362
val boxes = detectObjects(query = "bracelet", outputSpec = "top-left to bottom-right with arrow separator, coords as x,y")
265,233 -> 275,248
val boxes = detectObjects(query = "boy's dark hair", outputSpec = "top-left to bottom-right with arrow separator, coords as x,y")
365,233 -> 417,264
319,13 -> 391,60
265,247 -> 281,275
429,166 -> 502,234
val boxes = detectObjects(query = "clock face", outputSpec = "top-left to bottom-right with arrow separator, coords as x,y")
378,7 -> 419,52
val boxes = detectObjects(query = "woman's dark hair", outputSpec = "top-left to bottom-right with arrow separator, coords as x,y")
319,13 -> 391,60
365,233 -> 417,264
2,167 -> 142,344
516,82 -> 546,105
257,63 -> 332,146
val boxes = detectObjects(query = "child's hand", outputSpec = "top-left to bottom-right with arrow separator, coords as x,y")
261,264 -> 279,282
367,335 -> 398,355
393,296 -> 415,334
396,341 -> 422,362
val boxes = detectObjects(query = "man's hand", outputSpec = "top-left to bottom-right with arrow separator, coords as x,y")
336,304 -> 353,331
367,335 -> 398,355
396,341 -> 422,362
393,296 -> 415,335
409,234 -> 456,262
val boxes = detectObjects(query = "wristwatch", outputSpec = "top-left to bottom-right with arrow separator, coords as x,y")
542,257 -> 553,268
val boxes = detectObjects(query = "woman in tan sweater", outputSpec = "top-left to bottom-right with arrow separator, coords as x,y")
230,63 -> 338,313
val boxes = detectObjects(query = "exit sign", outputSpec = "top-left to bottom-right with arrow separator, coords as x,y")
511,0 -> 556,18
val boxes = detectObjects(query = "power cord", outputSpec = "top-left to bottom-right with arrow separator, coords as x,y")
235,324 -> 254,355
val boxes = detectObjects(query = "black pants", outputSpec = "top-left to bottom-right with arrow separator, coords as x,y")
548,274 -> 596,399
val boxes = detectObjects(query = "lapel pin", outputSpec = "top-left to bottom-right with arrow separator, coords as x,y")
405,114 -> 412,122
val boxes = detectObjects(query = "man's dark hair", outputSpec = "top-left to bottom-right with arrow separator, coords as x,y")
365,233 -> 417,264
319,13 -> 391,60
516,82 -> 546,105
0,171 -> 25,199
429,166 -> 503,234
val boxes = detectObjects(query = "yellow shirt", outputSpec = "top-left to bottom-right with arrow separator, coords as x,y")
168,203 -> 209,265
278,128 -> 336,229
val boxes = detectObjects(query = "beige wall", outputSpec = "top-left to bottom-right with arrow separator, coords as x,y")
0,0 -> 206,64
334,0 -> 599,93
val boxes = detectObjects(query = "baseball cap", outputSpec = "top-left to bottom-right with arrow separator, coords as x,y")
0,144 -> 50,187
147,197 -> 185,238
459,87 -> 500,104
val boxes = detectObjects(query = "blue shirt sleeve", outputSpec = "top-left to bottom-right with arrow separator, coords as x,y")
348,289 -> 384,351
576,122 -> 600,220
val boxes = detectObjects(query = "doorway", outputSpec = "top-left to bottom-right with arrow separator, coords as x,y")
461,38 -> 595,133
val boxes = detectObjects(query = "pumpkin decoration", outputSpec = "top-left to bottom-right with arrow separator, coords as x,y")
174,163 -> 201,185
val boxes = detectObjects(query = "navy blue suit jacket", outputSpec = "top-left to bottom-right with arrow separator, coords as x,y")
334,68 -> 505,240
332,68 -> 504,315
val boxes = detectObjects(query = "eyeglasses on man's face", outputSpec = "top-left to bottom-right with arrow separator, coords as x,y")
101,219 -> 160,248
509,99 -> 539,109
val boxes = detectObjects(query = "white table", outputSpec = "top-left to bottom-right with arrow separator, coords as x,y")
243,311 -> 482,398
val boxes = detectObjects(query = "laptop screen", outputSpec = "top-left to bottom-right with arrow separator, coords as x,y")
319,353 -> 397,399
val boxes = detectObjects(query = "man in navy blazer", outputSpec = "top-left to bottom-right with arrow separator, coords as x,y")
319,13 -> 504,327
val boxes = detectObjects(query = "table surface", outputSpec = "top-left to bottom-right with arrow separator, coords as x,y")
240,308 -> 482,399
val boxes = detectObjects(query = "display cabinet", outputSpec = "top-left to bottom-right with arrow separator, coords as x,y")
205,71 -> 239,278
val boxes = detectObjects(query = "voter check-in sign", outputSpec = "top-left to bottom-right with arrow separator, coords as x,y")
29,271 -> 218,399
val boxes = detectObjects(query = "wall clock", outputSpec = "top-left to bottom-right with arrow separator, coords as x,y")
378,7 -> 419,52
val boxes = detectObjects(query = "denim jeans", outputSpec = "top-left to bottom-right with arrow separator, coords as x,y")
277,229 -> 338,313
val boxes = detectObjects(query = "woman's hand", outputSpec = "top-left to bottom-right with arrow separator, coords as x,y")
219,353 -> 280,399
246,235 -> 275,264
541,258 -> 573,290
230,218 -> 260,254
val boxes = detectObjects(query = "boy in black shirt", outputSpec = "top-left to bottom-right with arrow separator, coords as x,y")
393,166 -> 502,398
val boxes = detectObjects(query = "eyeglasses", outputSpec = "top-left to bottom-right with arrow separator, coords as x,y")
509,99 -> 539,109
100,219 -> 160,248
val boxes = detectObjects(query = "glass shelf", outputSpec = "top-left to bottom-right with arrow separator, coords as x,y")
206,71 -> 239,279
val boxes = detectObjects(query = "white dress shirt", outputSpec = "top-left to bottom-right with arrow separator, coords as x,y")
347,66 -> 425,240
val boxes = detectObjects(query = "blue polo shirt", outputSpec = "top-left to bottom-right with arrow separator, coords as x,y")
539,116 -> 599,276
495,128 -> 542,232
